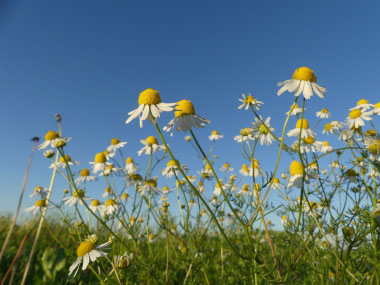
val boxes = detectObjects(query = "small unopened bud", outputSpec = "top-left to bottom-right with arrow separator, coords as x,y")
31,137 -> 40,142
55,113 -> 62,122
63,189 -> 69,194
44,150 -> 55,158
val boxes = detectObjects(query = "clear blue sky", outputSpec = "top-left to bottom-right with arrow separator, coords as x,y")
1,0 -> 380,218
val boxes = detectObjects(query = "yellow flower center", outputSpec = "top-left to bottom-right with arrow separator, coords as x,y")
205,163 -> 212,170
35,200 -> 46,207
94,153 -> 107,163
105,187 -> 111,193
324,123 -> 332,131
126,157 -> 133,164
105,199 -> 116,206
349,109 -> 362,119
76,241 -> 95,257
290,161 -> 304,176
138,88 -> 161,105
34,186 -> 43,192
106,164 -> 114,170
111,138 -> 120,145
240,128 -> 252,136
322,141 -> 329,146
345,169 -> 358,177
292,67 -> 317,82
296,119 -> 309,129
122,193 -> 129,199
368,140 -> 380,154
73,189 -> 85,198
242,184 -> 249,191
272,178 -> 280,184
167,160 -> 177,167
59,154 -> 72,163
321,108 -> 329,113
223,163 -> 230,168
366,130 -> 377,136
131,174 -> 142,181
309,162 -> 318,168
374,102 -> 380,109
80,169 -> 90,176
244,95 -> 256,104
259,124 -> 269,134
251,159 -> 260,169
145,179 -> 157,187
91,200 -> 100,206
145,136 -> 158,145
44,130 -> 59,141
241,164 -> 249,172
254,183 -> 261,191
174,100 -> 195,117
211,130 -> 219,135
303,136 -> 315,144
357,99 -> 368,105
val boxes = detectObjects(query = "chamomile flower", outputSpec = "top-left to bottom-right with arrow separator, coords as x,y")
209,130 -> 224,141
75,168 -> 97,184
162,185 -> 173,195
234,128 -> 255,143
281,216 -> 288,225
342,169 -> 359,184
68,234 -> 110,277
363,135 -> 380,161
286,103 -> 304,116
238,93 -> 263,110
277,66 -> 326,99
89,153 -> 110,174
163,99 -> 210,135
43,150 -> 55,158
239,184 -> 252,196
350,99 -> 374,112
125,88 -> 176,128
25,200 -> 50,214
271,178 -> 283,190
316,108 -> 330,119
321,141 -> 333,153
186,175 -> 197,183
199,163 -> 213,178
287,161 -> 311,189
184,135 -> 192,142
346,109 -> 372,129
137,136 -> 165,156
213,181 -> 227,196
50,154 -> 79,169
287,119 -> 315,138
197,181 -> 205,193
114,252 -> 133,269
100,199 -> 119,216
102,187 -> 112,198
239,164 -> 250,176
106,138 -> 127,152
103,150 -> 115,160
139,179 -> 160,196
99,164 -> 120,176
219,162 -> 233,172
330,161 -> 345,170
298,136 -> 323,153
250,159 -> 264,178
89,199 -> 102,213
303,201 -> 323,217
124,157 -> 139,175
38,130 -> 71,150
161,159 -> 187,178
125,173 -> 143,187
63,189 -> 91,207
371,102 -> 380,115
30,186 -> 48,198
252,117 -> 275,146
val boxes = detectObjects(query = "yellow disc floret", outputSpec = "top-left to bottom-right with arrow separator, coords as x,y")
272,178 -> 280,184
76,241 -> 95,257
105,199 -> 116,206
296,119 -> 310,129
35,200 -> 47,207
167,160 -> 177,167
94,153 -> 107,163
80,168 -> 90,176
324,123 -> 332,131
241,164 -> 249,172
374,102 -> 380,109
111,138 -> 120,145
368,139 -> 380,154
126,157 -> 133,164
138,88 -> 161,105
292,67 -> 317,82
44,130 -> 59,141
303,136 -> 315,144
73,189 -> 85,198
240,128 -> 252,136
91,200 -> 100,206
175,100 -> 195,117
211,130 -> 219,135
349,109 -> 362,119
59,154 -> 72,163
145,179 -> 157,187
244,95 -> 256,104
357,99 -> 368,105
321,108 -> 329,113
290,161 -> 304,176
145,136 -> 158,145
322,141 -> 329,146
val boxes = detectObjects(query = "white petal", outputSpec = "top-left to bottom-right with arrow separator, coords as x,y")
141,105 -> 150,120
303,81 -> 313,99
82,254 -> 90,270
126,105 -> 144,124
294,80 -> 305,97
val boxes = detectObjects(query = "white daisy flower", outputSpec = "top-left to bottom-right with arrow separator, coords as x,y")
238,93 -> 263,110
346,109 -> 372,129
38,130 -> 71,150
63,189 -> 91,207
238,184 -> 252,196
219,162 -> 233,172
89,199 -> 102,213
114,252 -> 133,269
161,159 -> 187,178
303,201 -> 323,217
363,135 -> 380,161
371,102 -> 380,115
100,199 -> 119,217
68,234 -> 110,277
329,161 -> 345,170
162,185 -> 173,195
285,103 -> 304,116
30,186 -> 48,198
287,161 -> 313,189
199,163 -> 213,178
287,119 -> 315,138
50,154 -> 79,169
250,159 -> 264,178
75,168 -> 97,184
338,129 -> 355,142
124,157 -> 139,175
316,108 -> 330,119
103,150 -> 115,160
99,164 -> 120,176
186,175 -> 197,183
298,136 -> 323,153
251,117 -> 275,146
281,216 -> 289,226
137,136 -> 165,156
102,187 -> 112,198
25,200 -> 51,214
125,88 -> 176,128
210,195 -> 218,205
43,150 -> 55,158
213,180 -> 227,196
270,178 -> 283,190
320,141 -> 333,153
163,99 -> 210,135
208,130 -> 224,141
342,169 -> 359,184
234,128 -> 255,143
277,66 -> 326,99
239,164 -> 251,176
196,181 -> 205,194
125,173 -> 144,187
138,179 -> 160,196
89,153 -> 111,174
350,99 -> 374,112
106,138 -> 127,153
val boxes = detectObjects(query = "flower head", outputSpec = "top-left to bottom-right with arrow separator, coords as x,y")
238,93 -> 263,110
